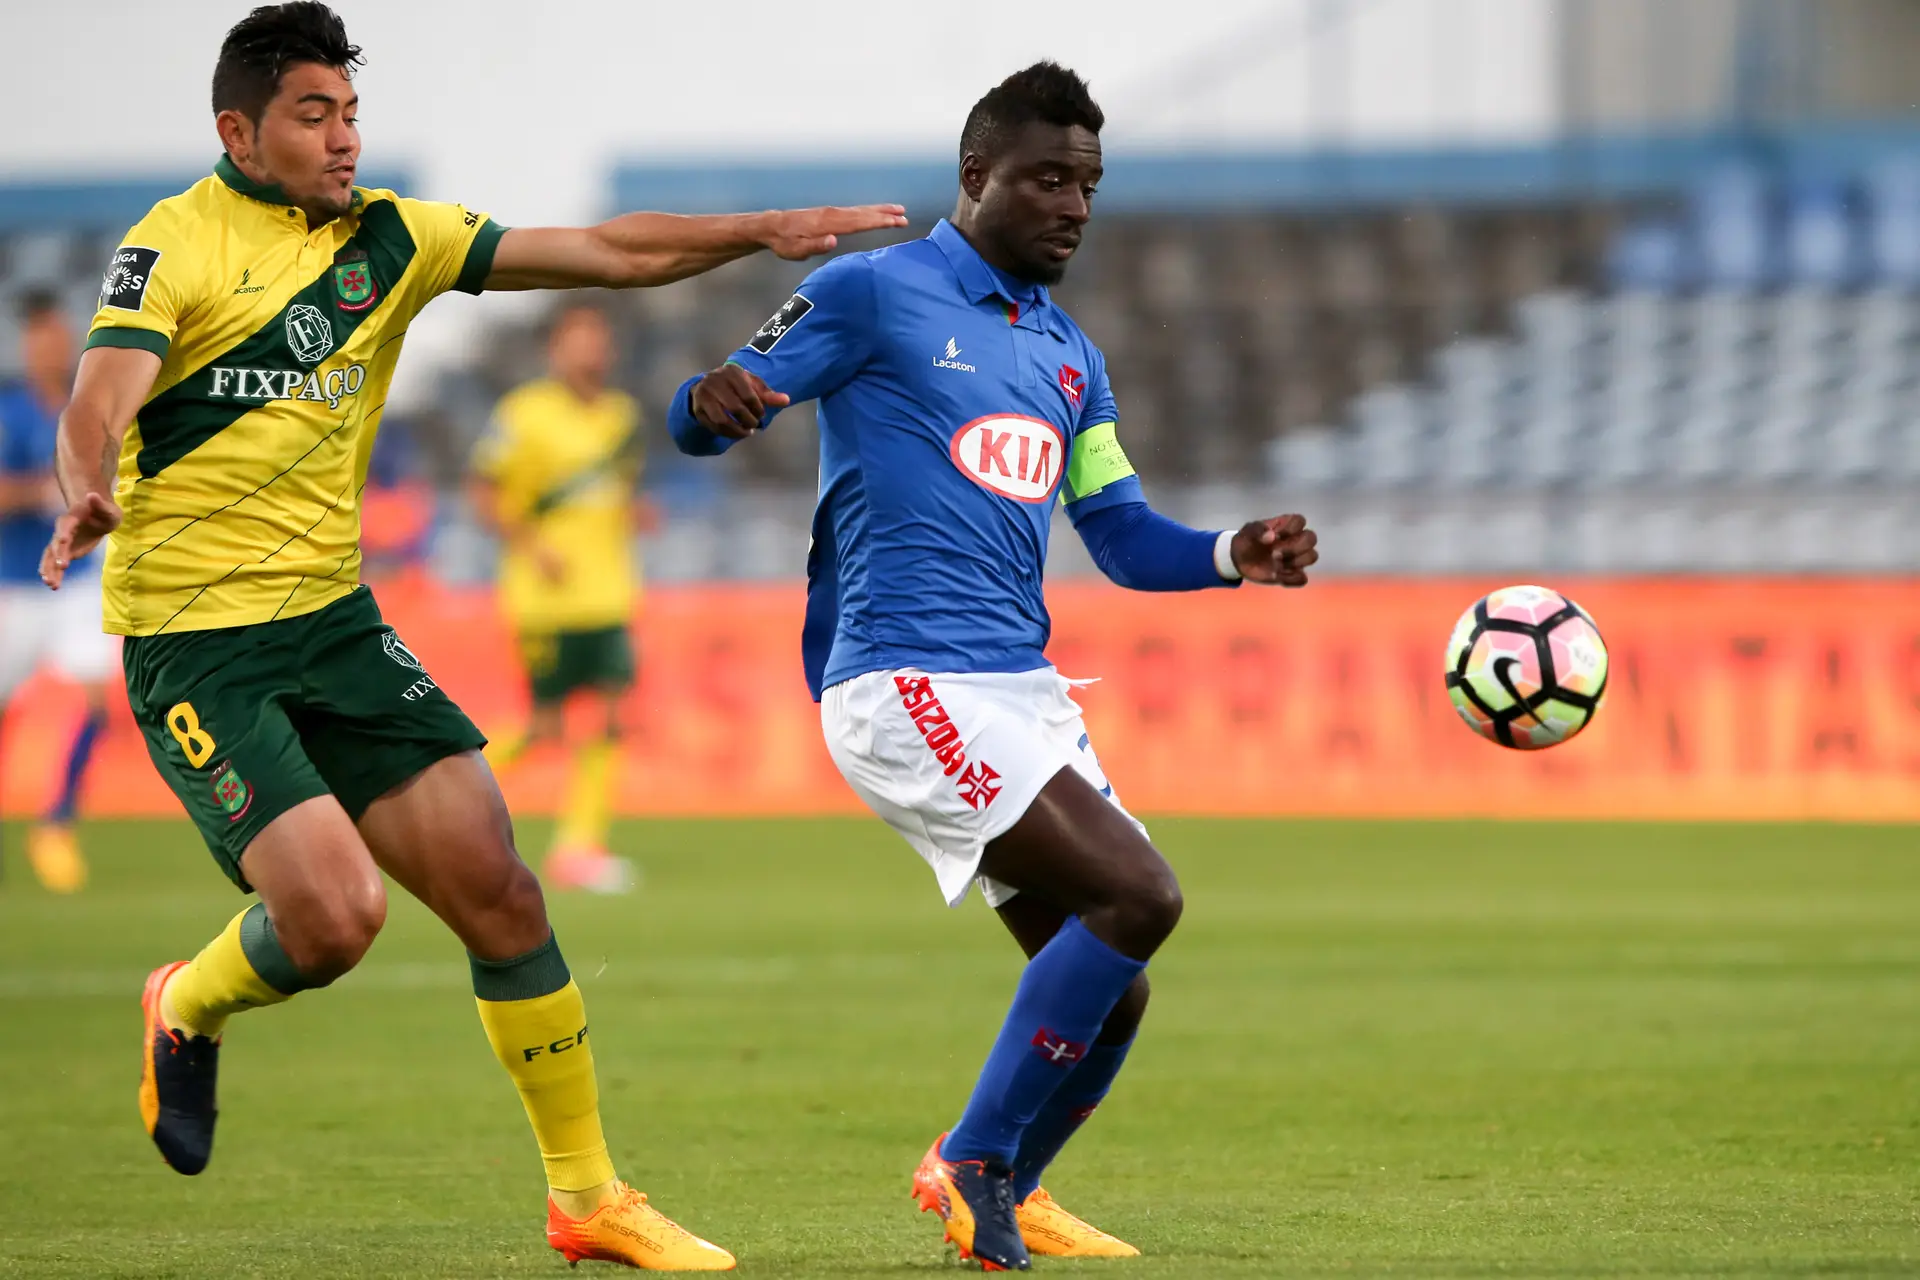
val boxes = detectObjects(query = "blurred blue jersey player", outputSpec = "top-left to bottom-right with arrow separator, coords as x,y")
0,291 -> 116,892
670,63 -> 1319,1269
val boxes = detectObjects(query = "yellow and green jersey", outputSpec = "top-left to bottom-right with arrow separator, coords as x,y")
86,156 -> 505,635
473,378 -> 642,632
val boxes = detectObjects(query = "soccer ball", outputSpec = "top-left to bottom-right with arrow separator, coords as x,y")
1444,585 -> 1609,750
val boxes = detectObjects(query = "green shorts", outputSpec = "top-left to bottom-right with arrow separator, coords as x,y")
518,624 -> 635,705
121,587 -> 486,890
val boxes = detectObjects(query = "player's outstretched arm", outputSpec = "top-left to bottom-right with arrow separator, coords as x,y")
483,206 -> 908,291
39,345 -> 159,589
1070,501 -> 1319,592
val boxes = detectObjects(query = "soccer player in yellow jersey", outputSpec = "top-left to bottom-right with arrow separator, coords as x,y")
36,4 -> 904,1271
473,304 -> 648,894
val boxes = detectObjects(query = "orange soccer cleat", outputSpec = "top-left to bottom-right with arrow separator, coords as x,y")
546,1182 -> 736,1271
1017,1187 -> 1141,1258
139,961 -> 220,1175
911,1133 -> 1030,1272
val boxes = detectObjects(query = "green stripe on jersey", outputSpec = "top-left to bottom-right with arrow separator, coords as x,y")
133,200 -> 419,479
85,327 -> 171,358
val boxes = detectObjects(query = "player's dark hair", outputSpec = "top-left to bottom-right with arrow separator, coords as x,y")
16,288 -> 62,323
959,61 -> 1104,161
212,2 -> 364,124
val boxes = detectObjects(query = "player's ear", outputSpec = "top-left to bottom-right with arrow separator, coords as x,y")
215,109 -> 255,164
958,153 -> 989,203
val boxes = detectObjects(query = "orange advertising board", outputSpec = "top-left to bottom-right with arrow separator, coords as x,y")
5,578 -> 1918,822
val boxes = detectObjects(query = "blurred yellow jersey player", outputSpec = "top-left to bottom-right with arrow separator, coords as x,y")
472,304 -> 654,894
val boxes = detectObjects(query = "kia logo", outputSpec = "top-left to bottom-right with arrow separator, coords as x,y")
949,414 -> 1064,504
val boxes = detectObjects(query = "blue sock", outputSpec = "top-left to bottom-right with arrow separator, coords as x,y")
47,709 -> 105,824
1010,1037 -> 1133,1202
943,916 -> 1146,1166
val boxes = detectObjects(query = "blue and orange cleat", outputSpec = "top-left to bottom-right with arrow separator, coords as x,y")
911,1133 -> 1031,1272
138,962 -> 220,1175
546,1181 -> 736,1270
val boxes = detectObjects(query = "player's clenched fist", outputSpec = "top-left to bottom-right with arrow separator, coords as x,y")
756,204 -> 909,261
1230,513 -> 1318,587
689,364 -> 790,439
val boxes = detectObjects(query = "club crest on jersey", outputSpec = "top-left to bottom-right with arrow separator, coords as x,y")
948,414 -> 1064,504
333,258 -> 376,311
285,304 -> 336,366
211,760 -> 252,822
1058,364 -> 1084,406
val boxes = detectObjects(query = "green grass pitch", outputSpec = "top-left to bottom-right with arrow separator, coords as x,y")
0,817 -> 1915,1277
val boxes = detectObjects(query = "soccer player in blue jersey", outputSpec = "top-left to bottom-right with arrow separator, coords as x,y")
668,63 -> 1317,1271
0,292 -> 116,892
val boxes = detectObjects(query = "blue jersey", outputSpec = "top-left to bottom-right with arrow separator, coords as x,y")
0,381 -> 85,584
669,220 -> 1230,698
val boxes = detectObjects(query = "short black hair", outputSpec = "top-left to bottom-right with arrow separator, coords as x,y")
212,3 -> 363,124
16,288 -> 62,323
959,61 -> 1104,161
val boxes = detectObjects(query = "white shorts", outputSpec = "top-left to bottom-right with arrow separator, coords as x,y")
821,666 -> 1147,908
0,581 -> 120,700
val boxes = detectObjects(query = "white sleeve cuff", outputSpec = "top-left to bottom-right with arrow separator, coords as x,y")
1213,529 -> 1242,581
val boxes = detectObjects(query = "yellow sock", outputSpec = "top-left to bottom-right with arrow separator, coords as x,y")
551,738 -> 615,853
165,903 -> 304,1038
472,935 -> 615,1192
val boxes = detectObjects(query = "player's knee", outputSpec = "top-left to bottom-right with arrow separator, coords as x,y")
491,855 -> 548,933
1099,972 -> 1152,1044
1110,868 -> 1182,954
285,880 -> 386,985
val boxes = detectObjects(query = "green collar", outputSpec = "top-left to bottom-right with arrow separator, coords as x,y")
214,155 -> 365,220
215,154 -> 295,206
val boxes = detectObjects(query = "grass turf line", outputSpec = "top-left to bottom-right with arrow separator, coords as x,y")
0,818 -> 1914,1277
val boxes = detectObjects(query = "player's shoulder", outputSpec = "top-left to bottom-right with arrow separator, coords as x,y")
851,234 -> 951,285
122,175 -> 224,246
800,236 -> 943,291
357,188 -> 484,238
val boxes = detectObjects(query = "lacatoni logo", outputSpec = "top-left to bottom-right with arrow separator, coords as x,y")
207,363 -> 367,409
948,414 -> 1064,503
933,337 -> 976,373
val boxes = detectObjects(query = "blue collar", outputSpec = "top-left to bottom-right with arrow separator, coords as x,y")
929,219 -> 1053,331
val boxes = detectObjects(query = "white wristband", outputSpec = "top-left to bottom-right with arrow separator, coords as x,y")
1213,529 -> 1241,581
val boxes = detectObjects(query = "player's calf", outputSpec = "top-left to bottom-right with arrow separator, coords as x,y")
1100,971 -> 1151,1045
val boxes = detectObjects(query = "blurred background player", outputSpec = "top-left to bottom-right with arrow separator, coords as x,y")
0,291 -> 116,893
471,302 -> 653,894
